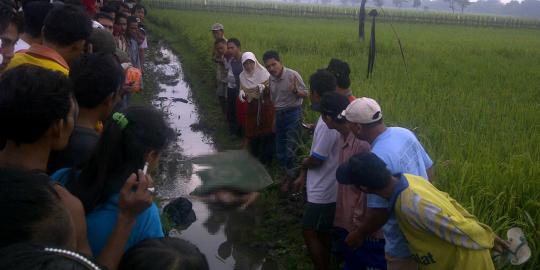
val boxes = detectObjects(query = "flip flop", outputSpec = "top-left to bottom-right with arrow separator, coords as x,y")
507,227 -> 531,265
492,227 -> 531,269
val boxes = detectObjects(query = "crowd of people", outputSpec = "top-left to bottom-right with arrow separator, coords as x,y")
211,24 -> 517,270
0,0 -> 210,269
0,0 -> 522,267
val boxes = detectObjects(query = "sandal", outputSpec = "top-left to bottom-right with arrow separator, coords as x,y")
492,227 -> 531,269
507,227 -> 531,265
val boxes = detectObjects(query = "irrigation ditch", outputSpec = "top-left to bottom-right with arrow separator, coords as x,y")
138,28 -> 314,269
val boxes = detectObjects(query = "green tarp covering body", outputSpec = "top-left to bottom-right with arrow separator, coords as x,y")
190,150 -> 273,196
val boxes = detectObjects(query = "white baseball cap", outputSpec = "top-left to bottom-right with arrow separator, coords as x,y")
341,97 -> 383,124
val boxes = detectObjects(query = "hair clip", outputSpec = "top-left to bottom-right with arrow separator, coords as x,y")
112,112 -> 129,130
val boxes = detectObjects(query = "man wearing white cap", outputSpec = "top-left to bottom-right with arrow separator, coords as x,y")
342,97 -> 434,270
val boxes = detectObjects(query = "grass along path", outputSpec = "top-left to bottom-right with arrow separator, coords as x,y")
147,9 -> 540,269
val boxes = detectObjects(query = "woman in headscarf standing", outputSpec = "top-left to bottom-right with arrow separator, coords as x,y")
237,52 -> 275,164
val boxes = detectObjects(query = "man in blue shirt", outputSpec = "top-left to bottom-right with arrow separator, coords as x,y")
342,97 -> 433,270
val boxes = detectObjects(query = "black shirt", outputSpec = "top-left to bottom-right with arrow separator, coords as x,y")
48,126 -> 99,173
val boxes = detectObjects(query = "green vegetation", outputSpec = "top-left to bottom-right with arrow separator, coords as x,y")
147,8 -> 540,269
145,0 -> 540,28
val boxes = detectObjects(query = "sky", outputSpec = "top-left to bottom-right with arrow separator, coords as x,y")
470,0 -> 523,3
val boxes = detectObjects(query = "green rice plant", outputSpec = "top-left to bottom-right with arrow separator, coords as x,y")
147,8 -> 540,269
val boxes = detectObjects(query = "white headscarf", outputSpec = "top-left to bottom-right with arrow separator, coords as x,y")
239,52 -> 270,89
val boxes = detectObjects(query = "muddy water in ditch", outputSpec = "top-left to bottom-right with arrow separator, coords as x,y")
148,44 -> 277,270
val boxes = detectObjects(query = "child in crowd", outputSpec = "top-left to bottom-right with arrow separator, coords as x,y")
52,106 -> 174,255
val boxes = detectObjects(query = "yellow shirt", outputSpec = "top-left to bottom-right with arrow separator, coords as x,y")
6,44 -> 69,76
393,174 -> 496,270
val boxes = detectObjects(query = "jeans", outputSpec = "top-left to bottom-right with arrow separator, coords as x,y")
274,106 -> 301,178
333,227 -> 387,270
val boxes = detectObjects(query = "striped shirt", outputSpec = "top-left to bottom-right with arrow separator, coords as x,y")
391,174 -> 496,270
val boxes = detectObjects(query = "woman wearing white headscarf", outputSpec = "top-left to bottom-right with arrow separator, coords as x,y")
237,52 -> 275,163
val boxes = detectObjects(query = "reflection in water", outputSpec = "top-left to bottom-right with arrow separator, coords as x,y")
171,201 -> 276,269
163,197 -> 196,230
148,42 -> 276,269
208,204 -> 272,270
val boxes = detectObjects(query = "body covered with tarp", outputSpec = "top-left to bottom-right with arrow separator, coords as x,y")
190,150 -> 273,196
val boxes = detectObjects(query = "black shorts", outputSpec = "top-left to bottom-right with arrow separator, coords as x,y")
302,202 -> 336,232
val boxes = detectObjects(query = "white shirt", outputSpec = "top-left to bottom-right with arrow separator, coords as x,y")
225,60 -> 236,88
14,39 -> 30,52
306,117 -> 341,204
140,37 -> 148,49
92,20 -> 104,29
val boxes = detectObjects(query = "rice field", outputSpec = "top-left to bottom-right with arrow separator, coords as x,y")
145,0 -> 540,28
147,8 -> 540,268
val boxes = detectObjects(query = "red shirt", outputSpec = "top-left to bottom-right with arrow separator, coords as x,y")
82,0 -> 96,16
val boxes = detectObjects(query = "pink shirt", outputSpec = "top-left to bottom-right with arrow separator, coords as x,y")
334,132 -> 384,239
334,132 -> 370,232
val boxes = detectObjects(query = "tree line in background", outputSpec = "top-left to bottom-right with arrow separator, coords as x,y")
290,0 -> 540,18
